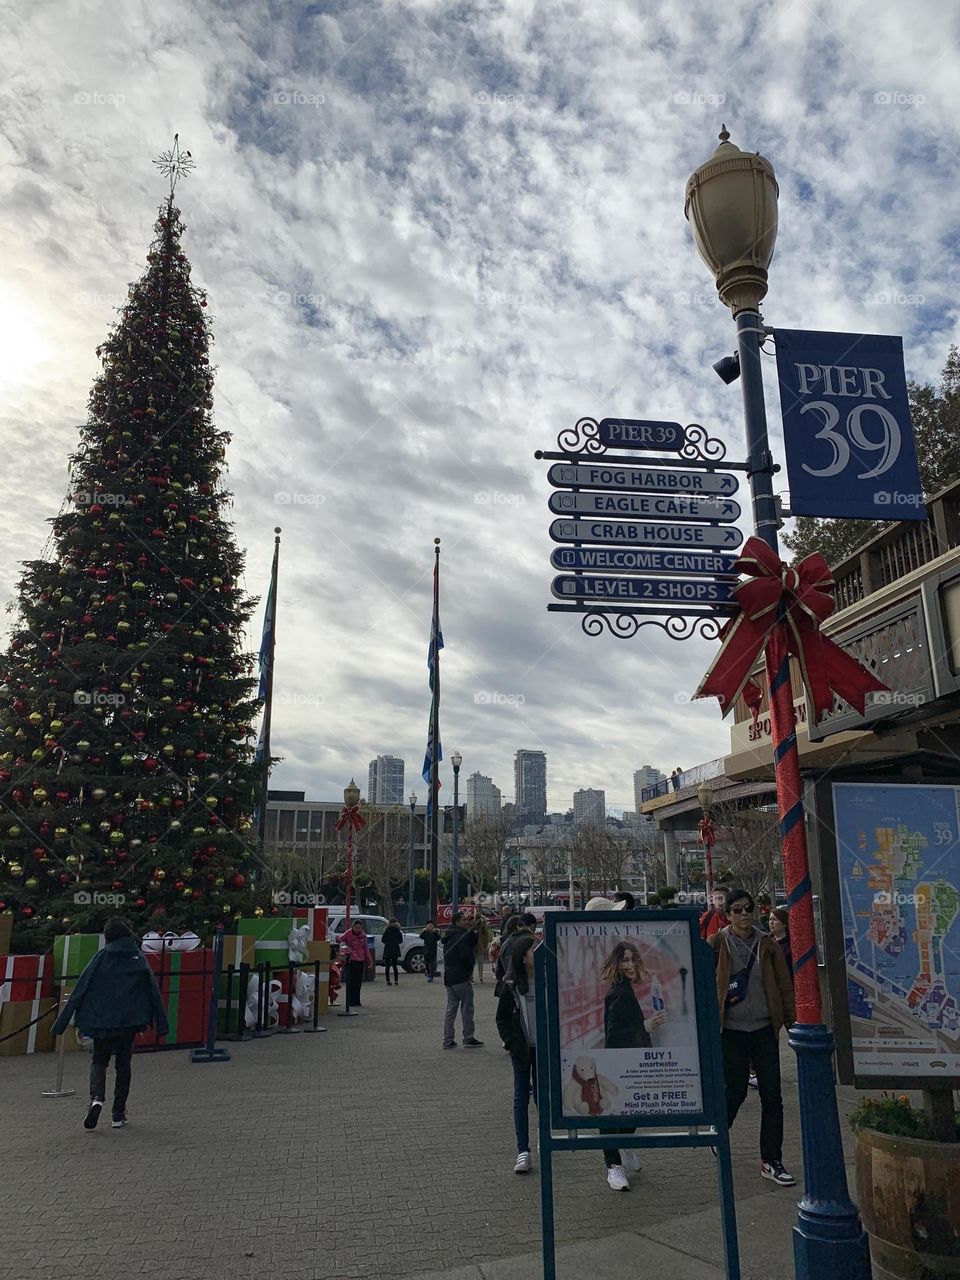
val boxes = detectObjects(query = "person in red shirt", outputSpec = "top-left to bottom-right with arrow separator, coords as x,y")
700,886 -> 730,940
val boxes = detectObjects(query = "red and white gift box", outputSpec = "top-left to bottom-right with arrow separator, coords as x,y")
0,954 -> 53,1003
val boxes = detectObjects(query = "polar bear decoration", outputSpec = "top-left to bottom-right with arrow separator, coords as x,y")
245,974 -> 282,1029
291,970 -> 315,1023
287,923 -> 310,963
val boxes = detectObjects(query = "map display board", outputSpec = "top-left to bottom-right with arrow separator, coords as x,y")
833,782 -> 960,1080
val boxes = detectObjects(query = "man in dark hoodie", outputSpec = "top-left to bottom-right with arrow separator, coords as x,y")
52,917 -> 168,1130
441,911 -> 482,1049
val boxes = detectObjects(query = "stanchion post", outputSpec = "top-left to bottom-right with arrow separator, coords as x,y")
41,985 -> 76,1099
337,946 -> 357,1018
223,964 -> 235,1038
251,963 -> 270,1038
303,959 -> 326,1033
192,929 -> 230,1063
232,961 -> 252,1041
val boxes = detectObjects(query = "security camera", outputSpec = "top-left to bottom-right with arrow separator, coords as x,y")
712,353 -> 741,384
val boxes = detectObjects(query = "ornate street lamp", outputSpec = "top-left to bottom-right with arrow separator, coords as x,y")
406,791 -> 417,929
336,779 -> 364,929
450,751 -> 462,913
685,129 -> 871,1278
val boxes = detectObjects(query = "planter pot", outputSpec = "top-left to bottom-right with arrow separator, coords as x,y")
855,1126 -> 960,1279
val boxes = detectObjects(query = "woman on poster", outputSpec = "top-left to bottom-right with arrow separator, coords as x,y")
597,939 -> 668,1190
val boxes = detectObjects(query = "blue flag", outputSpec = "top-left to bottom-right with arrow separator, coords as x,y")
258,563 -> 276,702
422,557 -> 443,802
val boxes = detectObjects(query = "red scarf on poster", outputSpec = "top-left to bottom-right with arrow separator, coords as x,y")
572,1066 -> 603,1115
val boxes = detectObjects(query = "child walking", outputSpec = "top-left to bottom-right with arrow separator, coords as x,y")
51,917 -> 168,1130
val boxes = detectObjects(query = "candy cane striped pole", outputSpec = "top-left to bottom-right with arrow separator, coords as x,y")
764,624 -> 821,1023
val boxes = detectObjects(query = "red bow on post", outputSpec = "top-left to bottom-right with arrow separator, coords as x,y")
336,805 -> 366,834
697,816 -> 716,848
693,536 -> 888,721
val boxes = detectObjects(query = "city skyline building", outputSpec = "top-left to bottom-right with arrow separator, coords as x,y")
634,765 -> 666,813
514,749 -> 547,821
367,754 -> 405,806
465,770 -> 502,822
573,788 -> 606,826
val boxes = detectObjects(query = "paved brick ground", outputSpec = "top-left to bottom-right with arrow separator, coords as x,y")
0,971 -> 863,1280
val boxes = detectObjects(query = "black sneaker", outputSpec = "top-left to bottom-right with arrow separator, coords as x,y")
463,1038 -> 484,1048
84,1100 -> 103,1130
442,1041 -> 457,1049
112,1111 -> 128,1129
760,1160 -> 796,1186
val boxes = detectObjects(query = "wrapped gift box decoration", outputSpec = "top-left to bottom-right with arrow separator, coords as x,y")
292,906 -> 328,940
0,954 -> 54,1003
52,933 -> 105,985
0,996 -> 57,1056
236,916 -> 297,969
138,948 -> 216,1048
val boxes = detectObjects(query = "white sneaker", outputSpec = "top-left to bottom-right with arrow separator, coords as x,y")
606,1164 -> 630,1191
514,1151 -> 532,1174
621,1150 -> 642,1172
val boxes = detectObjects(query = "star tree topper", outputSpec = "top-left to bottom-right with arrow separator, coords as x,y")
153,133 -> 196,195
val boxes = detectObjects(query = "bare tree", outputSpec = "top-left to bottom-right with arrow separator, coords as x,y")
572,825 -> 631,899
354,804 -> 409,913
528,843 -> 560,900
460,815 -> 509,898
710,802 -> 782,896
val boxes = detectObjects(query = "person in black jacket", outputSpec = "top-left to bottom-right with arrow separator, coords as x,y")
381,919 -> 403,986
419,920 -> 441,982
441,912 -> 482,1048
51,917 -> 168,1130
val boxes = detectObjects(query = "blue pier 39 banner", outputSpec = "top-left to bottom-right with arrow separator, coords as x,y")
775,329 -> 926,522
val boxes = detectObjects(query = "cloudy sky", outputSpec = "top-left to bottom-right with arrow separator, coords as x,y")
2,0 -> 958,813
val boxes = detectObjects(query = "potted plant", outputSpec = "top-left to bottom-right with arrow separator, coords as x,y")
851,1091 -> 959,1280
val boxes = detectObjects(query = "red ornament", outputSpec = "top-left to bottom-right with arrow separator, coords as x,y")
231,873 -> 246,889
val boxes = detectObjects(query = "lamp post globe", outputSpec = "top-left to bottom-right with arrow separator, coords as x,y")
684,124 -> 779,315
344,779 -> 361,809
696,781 -> 714,813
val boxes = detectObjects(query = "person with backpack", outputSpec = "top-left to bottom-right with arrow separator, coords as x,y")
502,912 -> 539,1173
493,914 -> 521,1049
381,918 -> 403,986
51,917 -> 168,1131
708,887 -> 797,1187
419,920 -> 441,981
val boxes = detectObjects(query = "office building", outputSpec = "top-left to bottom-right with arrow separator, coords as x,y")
514,750 -> 547,821
367,755 -> 405,806
465,771 -> 502,822
573,788 -> 606,826
633,765 -> 666,814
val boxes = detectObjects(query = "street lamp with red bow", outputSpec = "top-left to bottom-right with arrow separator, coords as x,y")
686,128 -> 877,1280
336,779 -> 365,928
696,782 -> 716,897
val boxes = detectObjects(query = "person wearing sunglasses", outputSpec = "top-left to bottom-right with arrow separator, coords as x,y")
708,887 -> 797,1187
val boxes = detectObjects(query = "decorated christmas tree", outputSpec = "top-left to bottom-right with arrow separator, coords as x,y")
0,141 -> 262,951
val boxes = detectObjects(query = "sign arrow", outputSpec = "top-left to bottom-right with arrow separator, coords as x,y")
598,419 -> 686,451
550,547 -> 739,577
552,575 -> 736,605
549,491 -> 741,522
549,519 -> 744,549
547,462 -> 738,496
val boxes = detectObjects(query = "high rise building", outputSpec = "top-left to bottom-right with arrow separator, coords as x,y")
367,755 -> 405,806
465,771 -> 502,822
634,765 -> 666,813
514,749 -> 547,820
573,788 -> 606,826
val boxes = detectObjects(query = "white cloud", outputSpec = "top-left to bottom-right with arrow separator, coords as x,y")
0,0 -> 957,811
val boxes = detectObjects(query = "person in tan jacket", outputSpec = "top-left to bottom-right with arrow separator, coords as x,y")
708,887 -> 797,1187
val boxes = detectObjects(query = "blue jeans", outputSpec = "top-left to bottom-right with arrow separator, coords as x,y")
512,1051 -> 537,1153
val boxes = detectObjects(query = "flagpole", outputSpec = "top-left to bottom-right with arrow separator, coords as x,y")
429,538 -> 441,917
257,527 -> 282,854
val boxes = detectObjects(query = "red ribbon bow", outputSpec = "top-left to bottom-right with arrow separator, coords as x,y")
336,804 -> 366,833
694,536 -> 887,722
697,816 -> 716,848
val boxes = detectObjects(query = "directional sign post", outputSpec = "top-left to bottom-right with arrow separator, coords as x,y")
549,518 -> 743,550
549,491 -> 741,522
597,419 -> 686,451
547,461 -> 739,496
549,547 -> 738,576
551,575 -> 737,606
